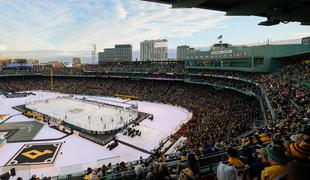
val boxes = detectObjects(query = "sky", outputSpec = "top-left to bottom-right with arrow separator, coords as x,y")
0,0 -> 309,62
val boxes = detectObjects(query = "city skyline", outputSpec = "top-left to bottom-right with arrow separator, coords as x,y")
0,0 -> 309,62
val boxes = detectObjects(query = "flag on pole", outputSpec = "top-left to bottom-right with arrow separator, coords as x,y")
217,35 -> 223,40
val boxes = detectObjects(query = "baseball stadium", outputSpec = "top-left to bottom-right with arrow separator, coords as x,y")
0,40 -> 309,179
0,0 -> 310,180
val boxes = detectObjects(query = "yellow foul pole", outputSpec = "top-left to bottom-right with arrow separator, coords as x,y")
50,68 -> 53,92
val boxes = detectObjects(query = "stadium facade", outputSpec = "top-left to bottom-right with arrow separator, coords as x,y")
186,43 -> 310,72
302,36 -> 310,46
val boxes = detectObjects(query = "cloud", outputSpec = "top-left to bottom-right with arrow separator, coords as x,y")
0,44 -> 7,51
115,2 -> 128,19
0,0 -> 228,60
287,32 -> 310,39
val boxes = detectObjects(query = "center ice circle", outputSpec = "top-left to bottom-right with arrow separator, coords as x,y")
68,108 -> 84,113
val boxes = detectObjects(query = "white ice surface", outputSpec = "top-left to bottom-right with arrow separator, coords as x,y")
84,96 -> 133,108
0,91 -> 191,178
26,98 -> 138,131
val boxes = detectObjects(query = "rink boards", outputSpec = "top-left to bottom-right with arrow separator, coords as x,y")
25,97 -> 138,132
0,91 -> 191,178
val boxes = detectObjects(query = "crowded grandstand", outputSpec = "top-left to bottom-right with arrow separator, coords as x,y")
0,58 -> 309,179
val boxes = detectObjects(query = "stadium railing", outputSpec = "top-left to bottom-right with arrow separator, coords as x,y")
259,83 -> 276,122
0,165 -> 31,179
53,151 -> 228,180
274,72 -> 310,89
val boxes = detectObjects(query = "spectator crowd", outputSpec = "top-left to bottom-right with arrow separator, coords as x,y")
0,60 -> 309,179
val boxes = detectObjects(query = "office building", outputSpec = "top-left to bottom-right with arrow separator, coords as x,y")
98,44 -> 132,63
177,45 -> 195,60
140,39 -> 168,61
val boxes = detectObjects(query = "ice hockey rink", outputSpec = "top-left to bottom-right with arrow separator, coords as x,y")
0,91 -> 191,178
26,97 -> 138,131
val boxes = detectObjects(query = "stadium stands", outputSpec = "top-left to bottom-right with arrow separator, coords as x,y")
0,60 -> 309,179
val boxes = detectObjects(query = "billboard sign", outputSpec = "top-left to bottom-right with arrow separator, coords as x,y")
211,49 -> 232,55
154,42 -> 167,48
6,63 -> 33,68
